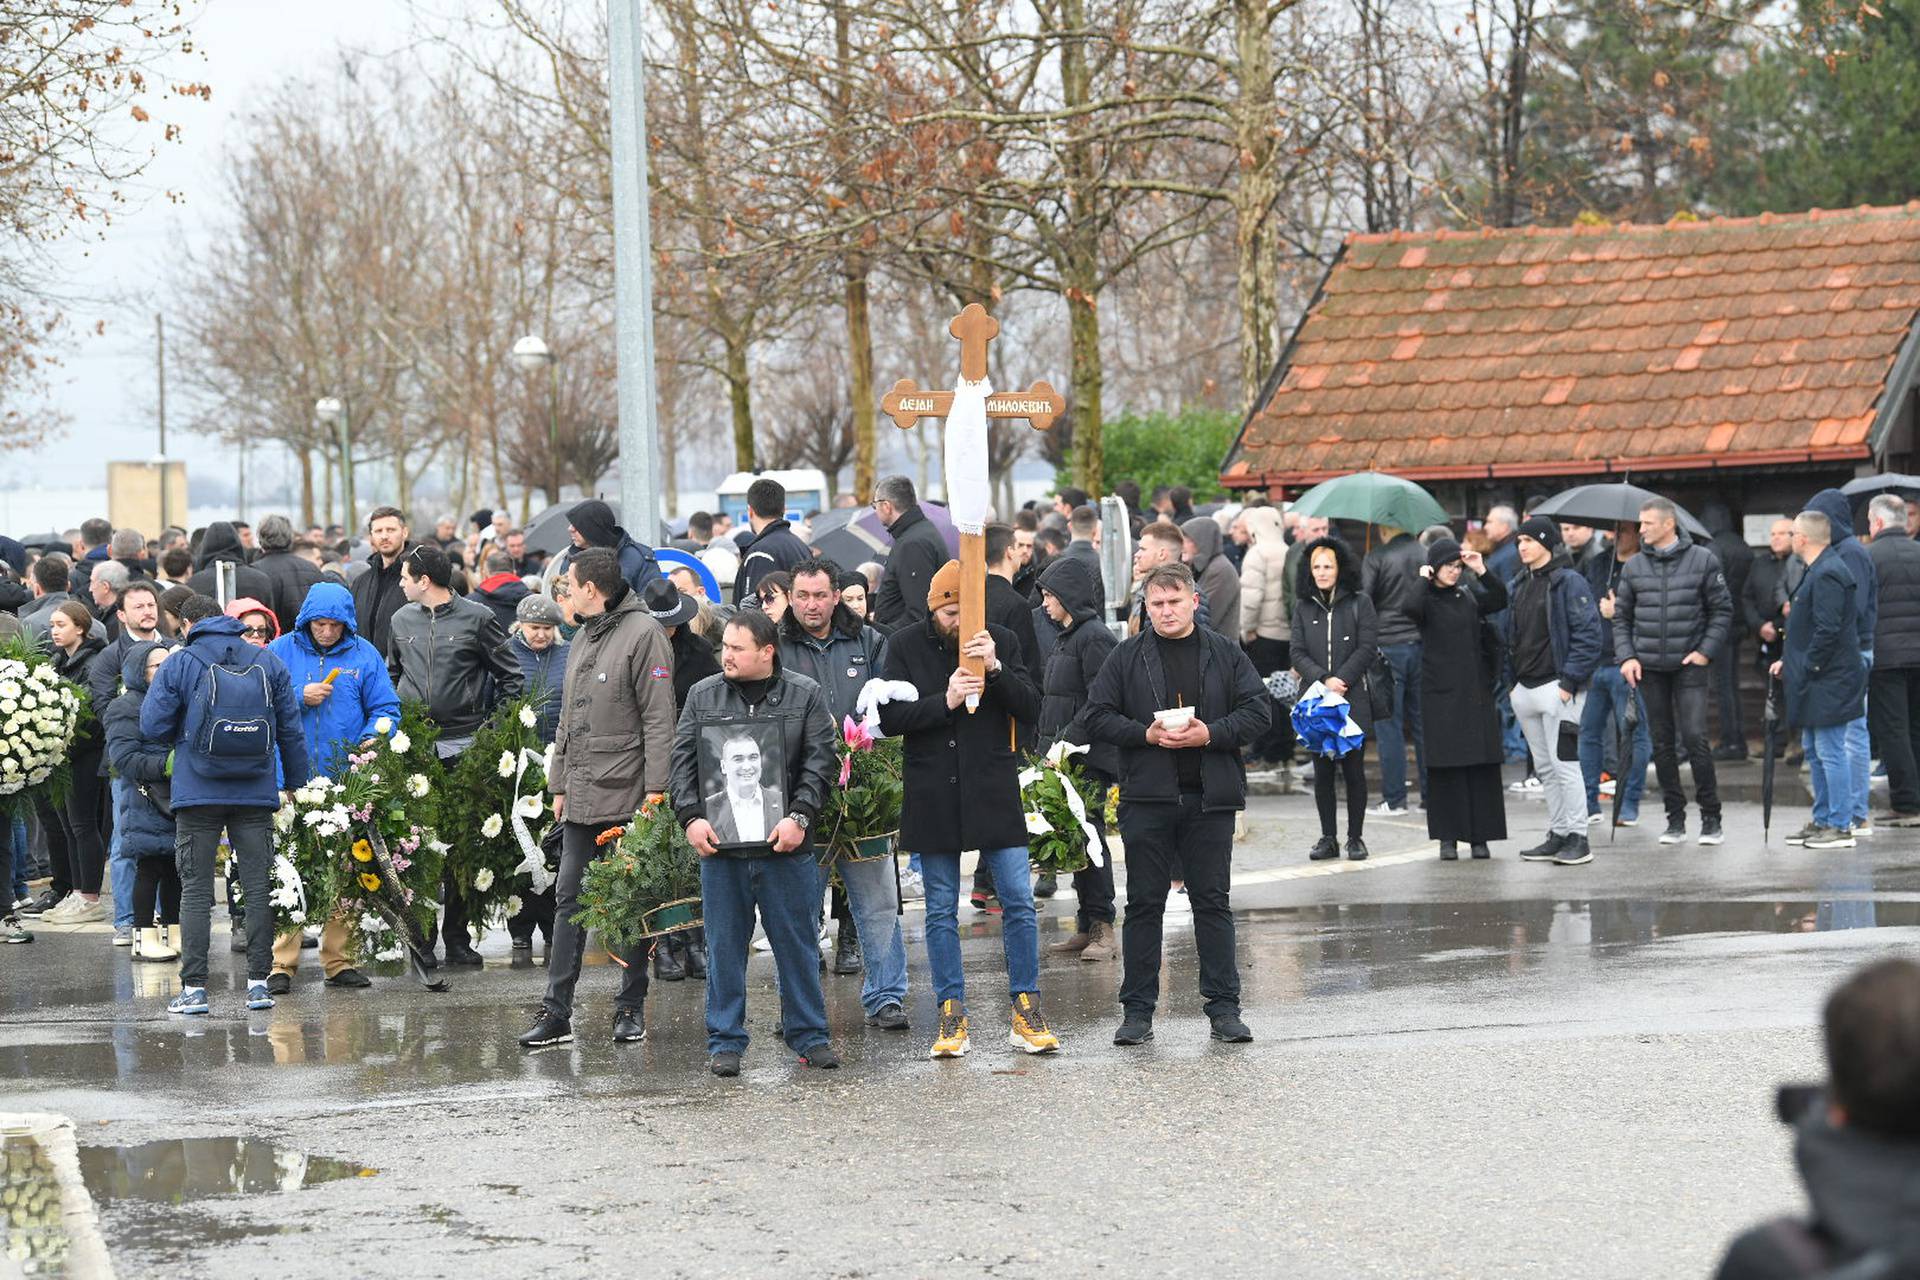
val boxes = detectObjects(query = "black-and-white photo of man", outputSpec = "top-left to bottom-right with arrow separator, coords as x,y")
704,727 -> 786,847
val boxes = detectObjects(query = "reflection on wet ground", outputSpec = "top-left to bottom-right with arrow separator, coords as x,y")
78,1137 -> 370,1204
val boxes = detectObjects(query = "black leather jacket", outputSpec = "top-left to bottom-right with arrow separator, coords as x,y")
385,594 -> 524,737
1361,532 -> 1427,648
669,666 -> 837,856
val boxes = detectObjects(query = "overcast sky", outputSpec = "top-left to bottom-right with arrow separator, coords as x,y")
8,0 -> 417,498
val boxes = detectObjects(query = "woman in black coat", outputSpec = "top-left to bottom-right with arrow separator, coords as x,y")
1405,538 -> 1509,859
103,641 -> 181,960
1290,537 -> 1379,860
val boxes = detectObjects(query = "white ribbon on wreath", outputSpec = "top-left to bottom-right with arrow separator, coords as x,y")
508,745 -> 554,894
1043,740 -> 1104,868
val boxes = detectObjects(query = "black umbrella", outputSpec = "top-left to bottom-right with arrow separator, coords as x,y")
1761,674 -> 1781,844
1611,690 -> 1640,842
1840,473 -> 1920,510
1532,484 -> 1711,539
803,507 -> 891,570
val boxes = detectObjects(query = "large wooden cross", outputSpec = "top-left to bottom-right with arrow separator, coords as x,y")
880,303 -> 1065,709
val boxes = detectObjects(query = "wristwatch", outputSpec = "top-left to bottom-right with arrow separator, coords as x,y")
786,812 -> 810,831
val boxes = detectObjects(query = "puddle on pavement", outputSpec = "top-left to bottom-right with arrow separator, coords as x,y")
76,1137 -> 370,1204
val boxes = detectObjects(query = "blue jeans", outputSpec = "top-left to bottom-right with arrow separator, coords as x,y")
8,814 -> 27,901
918,847 -> 1039,1007
109,777 -> 137,929
1806,724 -> 1852,830
815,855 -> 908,1015
1579,666 -> 1650,819
1373,641 -> 1426,807
701,852 -> 829,1056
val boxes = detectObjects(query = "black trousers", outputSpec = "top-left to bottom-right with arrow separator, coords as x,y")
132,856 -> 181,928
1713,631 -> 1746,750
1313,749 -> 1368,838
1116,795 -> 1239,1020
1640,665 -> 1720,822
31,795 -> 72,899
542,821 -> 649,1021
507,884 -> 556,944
1072,767 -> 1119,931
1870,666 -> 1920,814
1245,637 -> 1296,763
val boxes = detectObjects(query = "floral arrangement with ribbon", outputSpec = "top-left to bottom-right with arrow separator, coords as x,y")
572,796 -> 702,950
1020,739 -> 1106,874
437,695 -> 552,933
817,714 -> 903,863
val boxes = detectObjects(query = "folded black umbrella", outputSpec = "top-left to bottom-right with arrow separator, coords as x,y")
1531,485 -> 1710,538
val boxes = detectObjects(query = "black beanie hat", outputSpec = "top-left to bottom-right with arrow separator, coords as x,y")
1518,515 -> 1561,552
1426,537 -> 1462,571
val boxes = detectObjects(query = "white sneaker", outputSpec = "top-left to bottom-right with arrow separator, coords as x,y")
1587,812 -> 1605,826
40,893 -> 84,922
1508,777 -> 1544,795
1854,820 -> 1874,836
1368,801 -> 1408,817
60,897 -> 108,925
1598,779 -> 1617,797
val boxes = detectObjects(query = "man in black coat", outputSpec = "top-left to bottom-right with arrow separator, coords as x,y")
878,559 -> 1056,1060
1035,554 -> 1119,961
869,474 -> 949,629
349,506 -> 416,657
731,477 -> 810,607
1865,495 -> 1920,826
1705,503 -> 1756,760
1360,524 -> 1428,814
250,515 -> 323,636
1085,560 -> 1271,1048
184,521 -> 273,608
1746,518 -> 1802,762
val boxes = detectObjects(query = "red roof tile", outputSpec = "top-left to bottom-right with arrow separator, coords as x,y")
1226,206 -> 1920,488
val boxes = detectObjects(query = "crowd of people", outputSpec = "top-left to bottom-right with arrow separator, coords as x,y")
0,473 -> 1915,1052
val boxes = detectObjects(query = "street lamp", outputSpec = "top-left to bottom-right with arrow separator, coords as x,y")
511,334 -> 561,505
315,395 -> 354,531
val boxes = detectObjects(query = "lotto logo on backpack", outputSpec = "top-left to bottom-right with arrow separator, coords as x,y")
185,654 -> 276,778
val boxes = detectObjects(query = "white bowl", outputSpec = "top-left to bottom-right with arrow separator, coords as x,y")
1154,707 -> 1195,732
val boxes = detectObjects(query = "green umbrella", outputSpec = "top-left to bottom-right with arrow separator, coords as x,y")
1288,471 -> 1449,534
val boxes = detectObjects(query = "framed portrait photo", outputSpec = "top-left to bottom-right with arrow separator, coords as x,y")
698,720 -> 789,852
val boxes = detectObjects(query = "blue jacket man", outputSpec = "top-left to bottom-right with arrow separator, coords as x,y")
1805,488 -> 1876,833
1509,517 -> 1605,865
1777,512 -> 1867,846
268,582 -> 401,781
140,598 -> 309,1015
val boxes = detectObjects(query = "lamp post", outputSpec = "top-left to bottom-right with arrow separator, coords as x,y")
315,396 -> 353,531
511,335 -> 560,506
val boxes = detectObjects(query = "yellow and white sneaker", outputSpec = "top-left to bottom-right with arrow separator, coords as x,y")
1008,992 -> 1060,1054
930,998 -> 970,1059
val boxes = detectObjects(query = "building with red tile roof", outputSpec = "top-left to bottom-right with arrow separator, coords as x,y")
1222,204 -> 1920,518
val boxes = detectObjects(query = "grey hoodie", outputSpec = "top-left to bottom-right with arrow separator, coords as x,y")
1183,517 -> 1241,640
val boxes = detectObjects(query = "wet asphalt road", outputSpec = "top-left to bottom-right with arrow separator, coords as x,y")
5,782 -> 1920,1279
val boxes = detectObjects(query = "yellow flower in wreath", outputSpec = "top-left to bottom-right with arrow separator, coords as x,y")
351,840 -> 374,863
358,871 -> 382,893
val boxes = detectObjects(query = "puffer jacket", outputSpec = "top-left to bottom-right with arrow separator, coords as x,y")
1236,507 -> 1289,641
473,572 -> 531,634
1183,517 -> 1241,640
668,664 -> 836,855
510,633 -> 569,743
102,641 -> 177,859
386,593 -> 524,737
1867,526 -> 1920,669
1360,531 -> 1428,648
1288,536 -> 1380,732
139,614 -> 310,809
1613,529 -> 1735,670
54,631 -> 109,765
1035,556 -> 1120,779
777,605 -> 887,722
1806,488 -> 1879,651
266,582 -> 401,778
548,590 -> 676,825
1083,610 -> 1272,812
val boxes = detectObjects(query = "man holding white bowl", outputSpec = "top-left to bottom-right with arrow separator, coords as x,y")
1085,561 -> 1272,1047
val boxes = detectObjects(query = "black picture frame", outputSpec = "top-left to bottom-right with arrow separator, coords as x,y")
698,720 -> 789,851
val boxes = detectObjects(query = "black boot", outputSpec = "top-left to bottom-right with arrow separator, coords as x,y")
832,922 -> 863,976
653,935 -> 687,981
1308,835 -> 1339,861
1438,841 -> 1458,861
1470,843 -> 1492,859
684,928 -> 707,979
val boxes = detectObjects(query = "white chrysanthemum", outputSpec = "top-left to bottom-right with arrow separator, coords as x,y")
505,895 -> 523,917
518,705 -> 537,729
408,773 -> 431,798
389,731 -> 410,755
288,910 -> 306,925
374,716 -> 393,735
473,867 -> 494,892
480,814 -> 504,838
497,751 -> 516,778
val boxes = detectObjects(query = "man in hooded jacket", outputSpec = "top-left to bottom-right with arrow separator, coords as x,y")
1804,489 -> 1878,836
1183,517 -> 1241,641
185,521 -> 273,608
265,581 -> 403,991
561,498 -> 663,599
